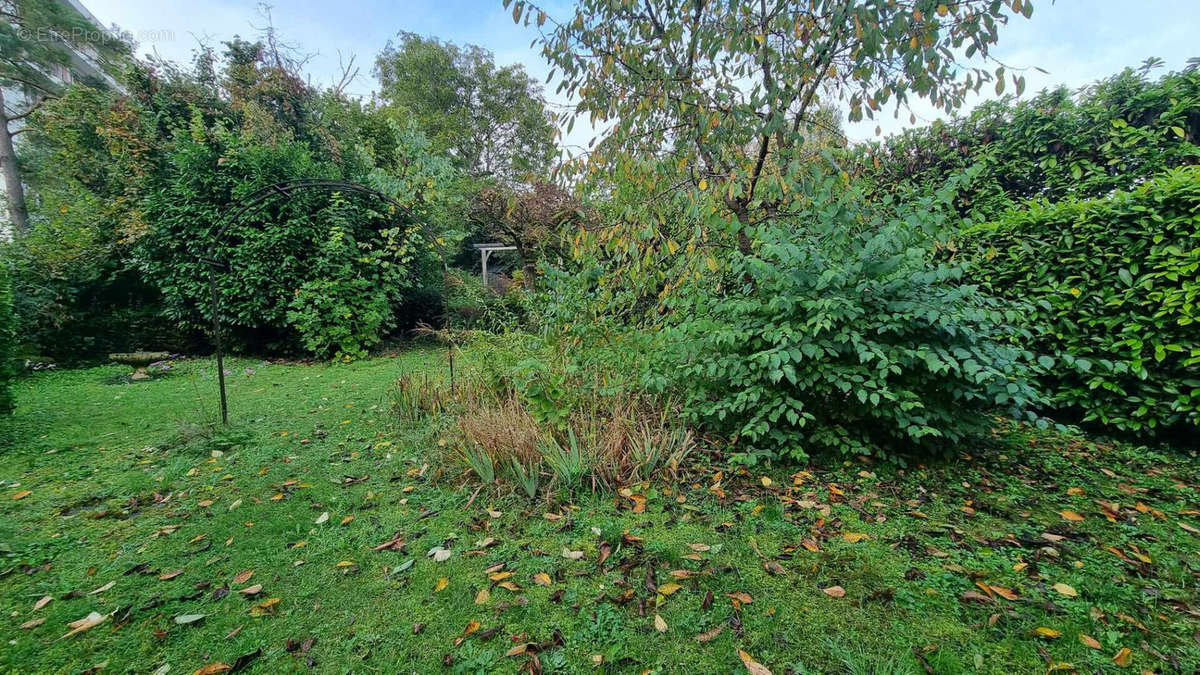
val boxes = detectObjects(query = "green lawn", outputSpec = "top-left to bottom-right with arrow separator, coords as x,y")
1,351 -> 1198,674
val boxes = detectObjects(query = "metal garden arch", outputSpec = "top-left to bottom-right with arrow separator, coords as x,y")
199,179 -> 448,425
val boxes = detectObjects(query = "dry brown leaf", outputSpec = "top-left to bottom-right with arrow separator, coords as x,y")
475,588 -> 490,604
1059,510 -> 1085,522
232,570 -> 254,585
694,624 -> 724,642
653,614 -> 668,632
1111,647 -> 1133,667
822,585 -> 846,598
727,591 -> 754,605
1079,634 -> 1102,650
989,585 -> 1018,601
533,572 -> 552,586
34,595 -> 52,611
238,584 -> 263,596
193,664 -> 232,675
21,617 -> 45,629
11,490 -> 31,501
159,569 -> 183,580
842,532 -> 870,543
505,643 -> 533,657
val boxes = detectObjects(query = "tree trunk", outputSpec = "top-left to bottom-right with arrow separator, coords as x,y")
0,88 -> 31,237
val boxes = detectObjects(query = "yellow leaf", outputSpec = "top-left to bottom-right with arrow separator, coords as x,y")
654,614 -> 668,632
657,582 -> 682,596
475,588 -> 490,604
842,532 -> 870,543
335,560 -> 355,568
1079,634 -> 1102,650
12,490 -> 31,500
1052,582 -> 1077,598
737,649 -> 773,675
434,577 -> 449,593
1033,627 -> 1062,639
1060,510 -> 1085,522
1111,647 -> 1133,667
533,572 -> 553,586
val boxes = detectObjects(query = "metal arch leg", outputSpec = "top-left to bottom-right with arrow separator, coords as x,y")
209,265 -> 229,426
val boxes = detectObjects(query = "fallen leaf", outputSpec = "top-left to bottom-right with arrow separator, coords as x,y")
561,548 -> 584,560
657,582 -> 682,596
1059,510 -> 1085,522
232,570 -> 254,585
533,572 -> 552,586
34,595 -> 52,611
174,613 -> 205,625
12,490 -> 31,500
21,617 -> 45,629
434,577 -> 449,592
505,643 -> 534,657
737,649 -> 772,675
988,585 -> 1019,601
88,581 -> 115,595
340,515 -> 354,526
159,569 -> 183,580
63,611 -> 107,638
475,588 -> 490,604
314,512 -> 329,525
1079,634 -> 1102,650
842,532 -> 870,543
1052,582 -> 1077,598
694,624 -> 724,642
193,664 -> 232,675
238,584 -> 263,596
1033,627 -> 1062,639
727,591 -> 754,605
822,585 -> 846,598
654,614 -> 668,632
1111,647 -> 1133,667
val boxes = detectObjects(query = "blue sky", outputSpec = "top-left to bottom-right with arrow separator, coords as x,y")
85,0 -> 1197,148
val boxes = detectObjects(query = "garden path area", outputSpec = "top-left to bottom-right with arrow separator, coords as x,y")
1,353 -> 1198,673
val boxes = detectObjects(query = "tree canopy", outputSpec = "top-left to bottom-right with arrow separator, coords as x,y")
374,32 -> 556,182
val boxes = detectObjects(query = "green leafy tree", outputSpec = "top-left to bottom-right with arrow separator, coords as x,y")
1,0 -> 129,234
522,0 -> 1034,253
374,33 -> 556,182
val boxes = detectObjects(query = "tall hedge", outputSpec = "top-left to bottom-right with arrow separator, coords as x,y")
964,167 -> 1200,438
852,66 -> 1200,222
0,258 -> 15,415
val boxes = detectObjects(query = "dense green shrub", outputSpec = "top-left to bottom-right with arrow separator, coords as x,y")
657,183 -> 1039,464
0,258 -> 15,414
852,65 -> 1200,221
138,120 -> 454,356
963,166 -> 1200,438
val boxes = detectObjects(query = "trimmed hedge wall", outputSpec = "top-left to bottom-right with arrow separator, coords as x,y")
965,166 -> 1199,438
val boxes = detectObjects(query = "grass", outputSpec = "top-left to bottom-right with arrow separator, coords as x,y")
1,350 -> 1198,674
